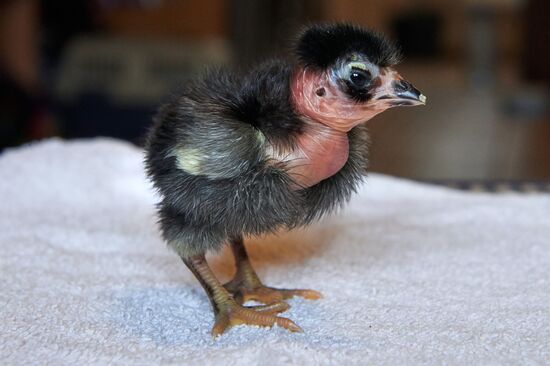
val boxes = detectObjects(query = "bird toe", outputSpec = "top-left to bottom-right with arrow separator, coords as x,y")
211,304 -> 303,338
239,285 -> 323,304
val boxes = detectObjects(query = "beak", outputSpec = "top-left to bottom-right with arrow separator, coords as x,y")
378,77 -> 427,107
391,79 -> 426,106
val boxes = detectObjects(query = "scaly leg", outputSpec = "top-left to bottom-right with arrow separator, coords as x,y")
182,253 -> 301,337
223,236 -> 322,306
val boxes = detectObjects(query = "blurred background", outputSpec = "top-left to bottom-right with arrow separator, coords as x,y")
1,0 -> 549,185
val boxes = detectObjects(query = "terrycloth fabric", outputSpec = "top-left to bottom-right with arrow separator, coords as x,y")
1,139 -> 549,366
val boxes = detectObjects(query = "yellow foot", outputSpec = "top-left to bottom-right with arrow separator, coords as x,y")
212,302 -> 302,337
227,283 -> 322,305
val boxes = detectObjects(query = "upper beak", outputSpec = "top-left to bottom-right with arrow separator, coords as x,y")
389,79 -> 426,106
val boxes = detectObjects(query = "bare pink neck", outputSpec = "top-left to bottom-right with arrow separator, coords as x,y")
265,68 -> 355,188
286,122 -> 349,188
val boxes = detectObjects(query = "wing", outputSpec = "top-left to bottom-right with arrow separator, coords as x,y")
168,101 -> 265,180
145,78 -> 304,249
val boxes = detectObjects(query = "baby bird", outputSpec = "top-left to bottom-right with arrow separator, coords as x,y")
145,23 -> 425,337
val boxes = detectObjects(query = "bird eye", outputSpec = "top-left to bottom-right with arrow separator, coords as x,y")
349,68 -> 370,87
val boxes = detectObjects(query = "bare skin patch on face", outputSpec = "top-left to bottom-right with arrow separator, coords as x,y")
290,67 -> 392,133
371,76 -> 382,88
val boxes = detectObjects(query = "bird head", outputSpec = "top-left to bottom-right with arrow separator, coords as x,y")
292,23 -> 426,133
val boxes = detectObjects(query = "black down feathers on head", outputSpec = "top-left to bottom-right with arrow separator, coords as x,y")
295,23 -> 402,69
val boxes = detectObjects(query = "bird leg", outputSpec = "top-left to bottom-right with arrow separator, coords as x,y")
223,236 -> 322,306
182,253 -> 302,337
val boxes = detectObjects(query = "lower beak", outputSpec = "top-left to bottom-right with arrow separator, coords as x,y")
383,79 -> 427,106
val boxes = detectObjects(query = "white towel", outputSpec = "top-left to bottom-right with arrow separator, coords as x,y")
1,139 -> 549,365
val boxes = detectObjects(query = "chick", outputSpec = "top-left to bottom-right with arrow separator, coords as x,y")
145,23 -> 425,337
